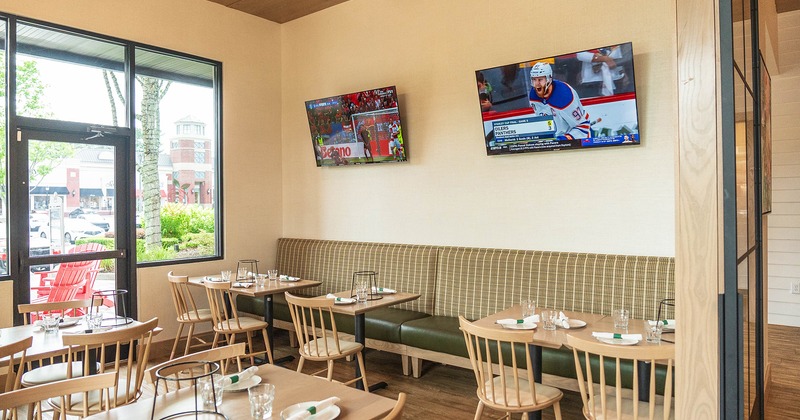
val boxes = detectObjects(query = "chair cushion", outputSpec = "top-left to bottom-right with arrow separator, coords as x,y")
303,337 -> 363,358
179,308 -> 213,322
214,316 -> 267,332
21,362 -> 86,386
481,375 -> 562,407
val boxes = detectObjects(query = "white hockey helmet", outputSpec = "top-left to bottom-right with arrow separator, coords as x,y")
530,62 -> 553,87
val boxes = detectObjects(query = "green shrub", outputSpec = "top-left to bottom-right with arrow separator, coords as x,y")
187,206 -> 215,233
138,246 -> 177,262
160,203 -> 191,239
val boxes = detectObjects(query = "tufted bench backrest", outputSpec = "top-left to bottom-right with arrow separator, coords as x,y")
434,247 -> 675,321
277,238 -> 439,314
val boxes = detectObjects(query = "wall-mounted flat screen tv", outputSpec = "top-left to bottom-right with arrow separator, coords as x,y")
305,86 -> 407,166
476,42 -> 640,155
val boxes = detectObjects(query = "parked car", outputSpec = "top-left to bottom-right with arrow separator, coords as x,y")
78,213 -> 110,232
63,218 -> 104,244
68,208 -> 85,218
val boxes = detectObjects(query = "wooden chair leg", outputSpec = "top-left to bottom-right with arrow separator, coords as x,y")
296,356 -> 305,373
183,323 -> 196,356
326,360 -> 335,380
245,331 -> 255,366
261,328 -> 274,364
170,323 -> 185,359
473,401 -> 484,420
553,401 -> 562,420
356,351 -> 368,391
211,332 -> 220,349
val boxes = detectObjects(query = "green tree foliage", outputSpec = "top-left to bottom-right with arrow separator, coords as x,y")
0,57 -> 73,202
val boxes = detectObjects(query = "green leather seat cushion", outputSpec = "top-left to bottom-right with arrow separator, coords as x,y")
237,295 -> 430,343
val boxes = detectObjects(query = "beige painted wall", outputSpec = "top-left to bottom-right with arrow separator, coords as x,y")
0,0 -> 283,339
280,0 -> 677,257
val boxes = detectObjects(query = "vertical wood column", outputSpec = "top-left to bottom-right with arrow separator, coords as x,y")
676,0 -> 722,417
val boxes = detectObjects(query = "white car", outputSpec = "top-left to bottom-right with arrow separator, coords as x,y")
63,218 -> 104,244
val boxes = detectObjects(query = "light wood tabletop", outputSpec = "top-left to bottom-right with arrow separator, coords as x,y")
84,364 -> 397,420
188,276 -> 322,298
474,305 -> 675,349
0,320 -> 154,366
325,291 -> 421,316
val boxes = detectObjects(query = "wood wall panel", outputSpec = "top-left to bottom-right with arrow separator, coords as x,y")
676,0 -> 721,416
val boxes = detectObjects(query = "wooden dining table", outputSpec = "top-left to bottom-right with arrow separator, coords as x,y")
327,290 -> 420,392
188,275 -> 321,357
475,306 -> 675,420
84,363 -> 397,420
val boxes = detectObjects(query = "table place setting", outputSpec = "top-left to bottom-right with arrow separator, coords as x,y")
280,275 -> 301,282
591,331 -> 643,345
648,319 -> 676,331
552,311 -> 587,329
370,286 -> 396,294
281,396 -> 341,420
496,315 -> 539,330
222,366 -> 261,392
325,294 -> 356,305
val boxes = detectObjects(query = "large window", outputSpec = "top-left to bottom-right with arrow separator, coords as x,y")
1,15 -> 222,271
134,48 -> 220,263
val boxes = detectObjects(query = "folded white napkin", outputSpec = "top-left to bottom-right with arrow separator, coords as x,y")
592,332 -> 642,340
648,319 -> 676,328
558,311 -> 570,329
371,287 -> 396,294
285,397 -> 341,420
222,366 -> 258,387
326,294 -> 355,304
279,275 -> 300,281
496,315 -> 539,325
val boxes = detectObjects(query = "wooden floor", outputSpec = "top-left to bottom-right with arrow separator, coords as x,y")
143,324 -> 800,420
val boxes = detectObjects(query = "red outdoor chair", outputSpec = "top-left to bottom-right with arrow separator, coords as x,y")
29,261 -> 94,317
34,243 -> 105,302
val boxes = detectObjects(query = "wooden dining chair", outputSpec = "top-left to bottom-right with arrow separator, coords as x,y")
204,280 -> 273,365
382,392 -> 407,419
20,318 -> 159,417
285,292 -> 368,390
567,334 -> 674,420
459,316 -> 563,420
18,298 -> 103,325
147,342 -> 247,394
0,372 -> 116,420
0,336 -> 33,395
167,271 -> 214,359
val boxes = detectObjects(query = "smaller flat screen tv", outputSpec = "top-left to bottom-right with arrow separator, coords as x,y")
305,86 -> 407,166
476,42 -> 640,155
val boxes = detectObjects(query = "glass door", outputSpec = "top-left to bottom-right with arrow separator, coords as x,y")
9,119 -> 135,324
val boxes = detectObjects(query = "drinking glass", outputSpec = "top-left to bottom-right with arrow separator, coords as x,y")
42,314 -> 61,334
198,373 -> 224,410
220,270 -> 232,281
355,280 -> 369,302
237,267 -> 248,280
248,383 -> 275,419
255,274 -> 267,287
267,269 -> 278,281
541,310 -> 558,330
521,299 -> 536,318
87,312 -> 104,329
612,309 -> 630,329
645,321 -> 663,343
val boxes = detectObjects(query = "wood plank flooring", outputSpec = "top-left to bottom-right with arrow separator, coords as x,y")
144,324 -> 800,419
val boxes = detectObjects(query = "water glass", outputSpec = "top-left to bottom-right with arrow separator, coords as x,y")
612,309 -> 630,329
541,310 -> 558,331
267,269 -> 278,281
198,373 -> 224,410
42,314 -> 61,334
355,280 -> 369,302
237,267 -> 249,280
255,274 -> 267,287
87,312 -> 104,329
248,383 -> 275,419
220,270 -> 232,281
521,299 -> 536,318
645,321 -> 663,343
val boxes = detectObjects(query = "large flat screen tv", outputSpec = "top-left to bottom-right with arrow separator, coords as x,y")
305,86 -> 407,166
476,42 -> 640,155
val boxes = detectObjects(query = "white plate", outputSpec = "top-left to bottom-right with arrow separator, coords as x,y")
597,337 -> 639,346
59,317 -> 82,328
280,401 -> 341,420
333,299 -> 356,305
279,276 -> 301,282
223,375 -> 261,392
233,282 -> 253,288
501,323 -> 537,330
567,319 -> 587,329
